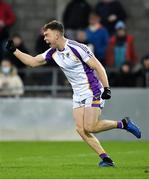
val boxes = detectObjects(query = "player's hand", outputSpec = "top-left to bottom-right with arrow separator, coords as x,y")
101,87 -> 111,100
6,40 -> 16,53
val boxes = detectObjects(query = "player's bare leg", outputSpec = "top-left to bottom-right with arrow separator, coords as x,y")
83,107 -> 141,138
73,106 -> 141,167
83,107 -> 117,133
83,107 -> 141,167
73,107 -> 107,155
73,107 -> 115,167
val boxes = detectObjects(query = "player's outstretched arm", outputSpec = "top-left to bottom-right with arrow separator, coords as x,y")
6,40 -> 46,67
86,57 -> 111,99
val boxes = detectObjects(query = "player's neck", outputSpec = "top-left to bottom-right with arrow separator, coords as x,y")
57,37 -> 67,51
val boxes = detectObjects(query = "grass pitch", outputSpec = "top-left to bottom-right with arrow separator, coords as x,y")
0,141 -> 149,179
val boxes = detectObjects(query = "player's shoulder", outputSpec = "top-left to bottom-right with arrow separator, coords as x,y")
42,47 -> 56,60
67,39 -> 87,48
44,47 -> 56,54
67,39 -> 94,60
67,39 -> 89,52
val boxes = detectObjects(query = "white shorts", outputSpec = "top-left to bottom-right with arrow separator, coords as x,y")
73,94 -> 105,109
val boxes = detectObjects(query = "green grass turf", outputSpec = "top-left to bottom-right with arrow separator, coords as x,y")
0,141 -> 149,179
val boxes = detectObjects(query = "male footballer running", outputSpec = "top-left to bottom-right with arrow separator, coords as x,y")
6,20 -> 141,167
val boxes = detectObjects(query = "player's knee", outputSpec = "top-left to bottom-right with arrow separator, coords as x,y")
84,124 -> 94,133
76,126 -> 85,135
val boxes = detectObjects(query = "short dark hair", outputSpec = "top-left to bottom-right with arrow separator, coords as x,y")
43,20 -> 64,35
141,54 -> 149,64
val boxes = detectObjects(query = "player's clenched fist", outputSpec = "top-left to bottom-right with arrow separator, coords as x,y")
101,87 -> 111,100
6,40 -> 16,53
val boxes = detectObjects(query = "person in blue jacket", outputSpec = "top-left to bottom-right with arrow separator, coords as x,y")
77,12 -> 109,65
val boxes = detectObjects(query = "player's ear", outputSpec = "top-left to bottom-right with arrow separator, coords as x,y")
55,31 -> 60,40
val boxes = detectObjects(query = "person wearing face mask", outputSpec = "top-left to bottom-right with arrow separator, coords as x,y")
0,58 -> 24,96
77,12 -> 109,65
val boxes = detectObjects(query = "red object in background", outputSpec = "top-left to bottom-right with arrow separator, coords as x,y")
106,35 -> 137,67
0,0 -> 16,32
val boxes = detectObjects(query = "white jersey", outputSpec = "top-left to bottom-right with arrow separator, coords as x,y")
42,39 -> 103,100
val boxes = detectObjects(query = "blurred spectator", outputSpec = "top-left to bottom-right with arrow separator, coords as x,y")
35,28 -> 49,54
136,55 -> 149,87
6,34 -> 28,69
63,0 -> 91,40
0,0 -> 16,60
114,62 -> 135,87
6,34 -> 28,81
95,0 -> 127,35
77,12 -> 109,65
106,21 -> 137,68
0,58 -> 24,97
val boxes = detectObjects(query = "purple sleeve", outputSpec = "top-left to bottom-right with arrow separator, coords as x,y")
42,48 -> 56,62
